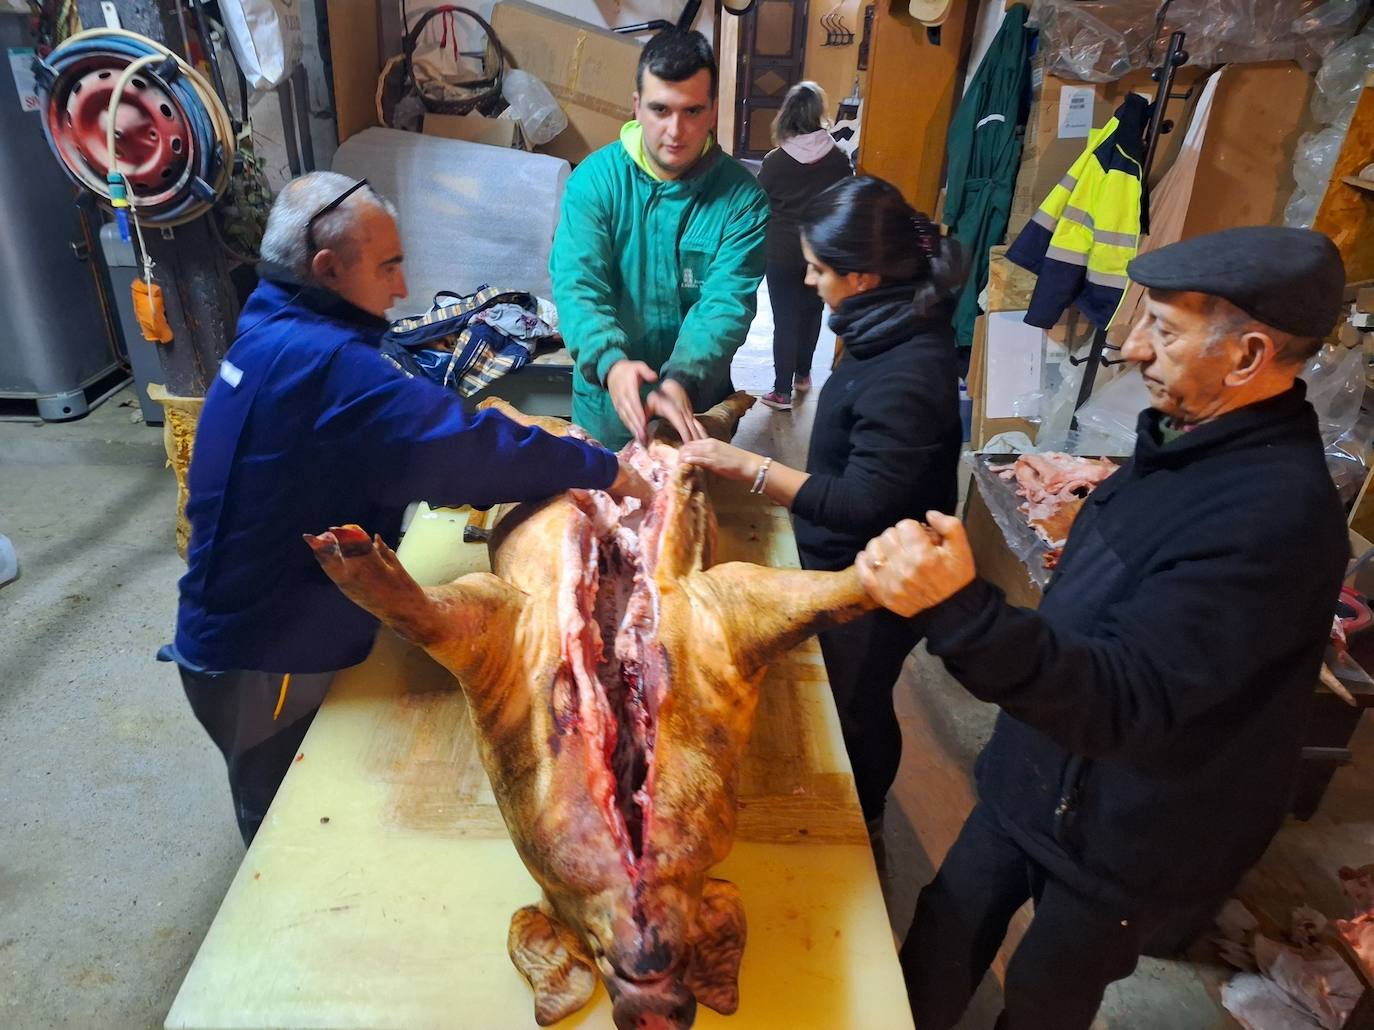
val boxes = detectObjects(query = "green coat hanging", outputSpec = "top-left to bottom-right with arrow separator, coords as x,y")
942,4 -> 1032,348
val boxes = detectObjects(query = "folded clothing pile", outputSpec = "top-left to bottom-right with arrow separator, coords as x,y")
383,286 -> 557,398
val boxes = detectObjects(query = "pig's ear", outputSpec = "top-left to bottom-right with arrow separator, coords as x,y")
508,905 -> 598,1026
686,878 -> 746,1015
687,562 -> 877,679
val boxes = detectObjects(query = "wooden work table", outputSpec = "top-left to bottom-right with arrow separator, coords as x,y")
165,479 -> 912,1030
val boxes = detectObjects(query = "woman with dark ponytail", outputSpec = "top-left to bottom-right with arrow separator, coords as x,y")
756,81 -> 853,410
681,175 -> 964,845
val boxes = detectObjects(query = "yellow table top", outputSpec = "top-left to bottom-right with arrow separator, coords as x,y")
166,482 -> 912,1030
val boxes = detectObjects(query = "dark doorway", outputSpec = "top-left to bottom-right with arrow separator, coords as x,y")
733,0 -> 810,159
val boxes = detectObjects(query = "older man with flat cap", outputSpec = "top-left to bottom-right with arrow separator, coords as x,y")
858,226 -> 1351,1028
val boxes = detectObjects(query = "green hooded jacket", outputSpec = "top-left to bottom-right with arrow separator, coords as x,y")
550,122 -> 769,449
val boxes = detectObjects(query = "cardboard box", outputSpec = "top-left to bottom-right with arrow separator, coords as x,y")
1178,62 -> 1314,238
966,307 -> 1103,449
985,245 -> 1036,313
491,0 -> 641,164
423,112 -> 521,149
964,472 -> 1044,610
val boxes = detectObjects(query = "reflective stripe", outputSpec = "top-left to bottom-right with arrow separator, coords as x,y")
1062,204 -> 1095,229
1059,173 -> 1078,192
220,360 -> 243,388
1086,268 -> 1129,289
975,113 -> 1006,129
1094,228 -> 1137,248
1046,245 -> 1089,267
1031,209 -> 1058,231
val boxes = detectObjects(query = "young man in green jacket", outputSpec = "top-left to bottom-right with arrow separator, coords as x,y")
550,29 -> 770,450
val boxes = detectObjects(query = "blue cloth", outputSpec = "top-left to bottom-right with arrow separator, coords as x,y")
382,286 -> 539,396
173,267 -> 619,675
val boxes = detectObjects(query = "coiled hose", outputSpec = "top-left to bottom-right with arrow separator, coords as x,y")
37,27 -> 235,227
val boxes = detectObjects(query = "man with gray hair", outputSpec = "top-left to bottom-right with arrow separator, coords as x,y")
161,173 -> 651,844
856,226 -> 1351,1028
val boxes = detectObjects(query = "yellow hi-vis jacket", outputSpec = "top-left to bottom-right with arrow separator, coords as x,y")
1007,94 -> 1149,328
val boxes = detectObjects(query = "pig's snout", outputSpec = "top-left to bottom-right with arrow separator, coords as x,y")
609,977 -> 697,1030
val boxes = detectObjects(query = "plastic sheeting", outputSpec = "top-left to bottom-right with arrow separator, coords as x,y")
1301,344 -> 1371,504
1032,0 -> 1370,82
1284,20 -> 1374,228
331,127 -> 570,317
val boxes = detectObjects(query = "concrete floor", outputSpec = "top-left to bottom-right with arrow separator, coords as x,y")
0,392 -> 242,1029
0,287 -> 1234,1028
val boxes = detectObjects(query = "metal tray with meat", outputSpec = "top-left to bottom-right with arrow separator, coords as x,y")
970,452 -> 1122,587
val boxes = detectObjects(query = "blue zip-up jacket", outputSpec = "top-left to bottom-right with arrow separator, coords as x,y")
172,267 -> 619,674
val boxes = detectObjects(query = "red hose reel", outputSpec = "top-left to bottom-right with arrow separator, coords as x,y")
46,56 -> 194,209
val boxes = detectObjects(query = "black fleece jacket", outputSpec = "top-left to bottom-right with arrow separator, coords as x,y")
792,286 -> 963,570
757,145 -> 853,267
925,384 -> 1347,907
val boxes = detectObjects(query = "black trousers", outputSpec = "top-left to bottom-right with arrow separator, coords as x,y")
178,666 -> 335,845
805,565 -> 922,820
766,261 -> 826,395
903,803 -> 1172,1030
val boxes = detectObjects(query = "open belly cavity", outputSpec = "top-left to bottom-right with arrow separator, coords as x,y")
556,443 -> 677,875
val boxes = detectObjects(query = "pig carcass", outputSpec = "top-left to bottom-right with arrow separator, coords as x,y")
306,394 -> 875,1028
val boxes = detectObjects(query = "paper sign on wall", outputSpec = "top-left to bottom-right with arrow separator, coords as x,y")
8,48 -> 38,112
1057,84 -> 1094,138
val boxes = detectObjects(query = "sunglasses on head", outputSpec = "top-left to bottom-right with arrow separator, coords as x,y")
306,178 -> 371,256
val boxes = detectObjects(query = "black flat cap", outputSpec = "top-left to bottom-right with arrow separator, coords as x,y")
1127,226 -> 1345,338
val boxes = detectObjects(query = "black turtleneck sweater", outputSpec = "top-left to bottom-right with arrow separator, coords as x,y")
791,286 -> 963,570
925,383 -> 1348,907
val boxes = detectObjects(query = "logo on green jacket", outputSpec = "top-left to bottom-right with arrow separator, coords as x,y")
680,248 -> 709,297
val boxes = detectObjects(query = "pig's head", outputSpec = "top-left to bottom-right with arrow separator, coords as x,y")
513,870 -> 745,1029
553,880 -> 700,1029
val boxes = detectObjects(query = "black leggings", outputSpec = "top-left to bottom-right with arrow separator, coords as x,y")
766,261 -> 826,395
800,547 -> 921,821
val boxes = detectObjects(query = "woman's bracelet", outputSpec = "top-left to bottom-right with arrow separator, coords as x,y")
750,457 -> 773,495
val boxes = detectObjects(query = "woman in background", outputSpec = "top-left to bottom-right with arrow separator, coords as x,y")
681,176 -> 964,850
756,81 -> 853,411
